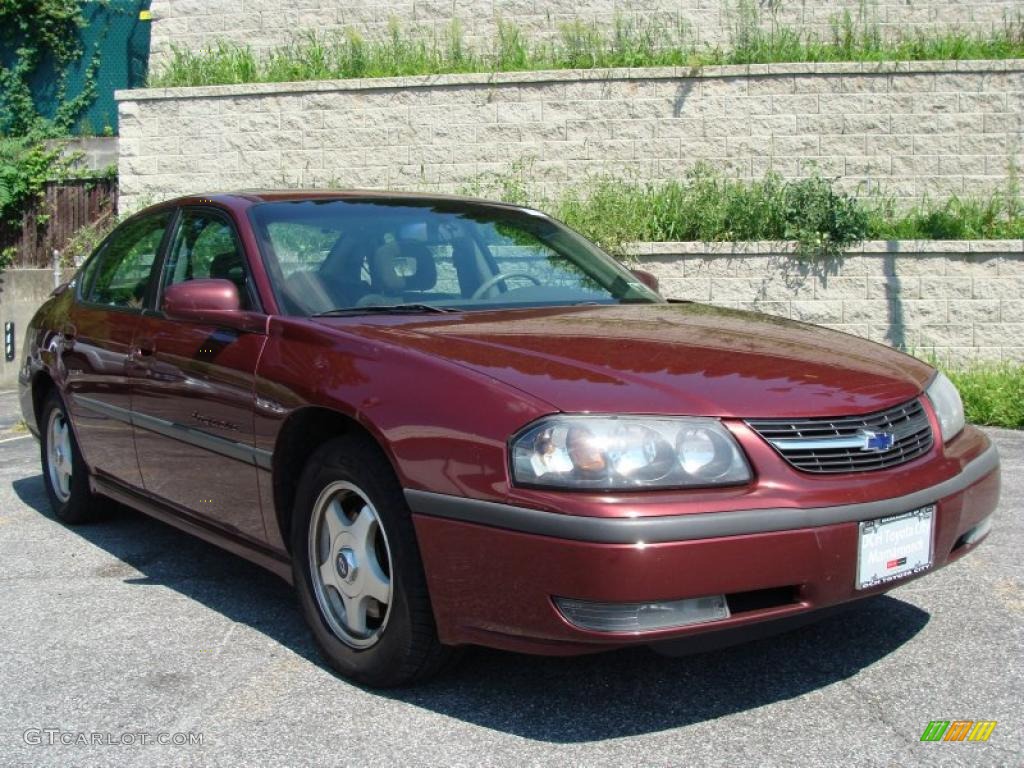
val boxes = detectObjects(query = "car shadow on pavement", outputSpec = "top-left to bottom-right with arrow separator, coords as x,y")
14,473 -> 931,744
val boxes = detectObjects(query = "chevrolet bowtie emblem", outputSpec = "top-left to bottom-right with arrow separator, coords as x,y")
859,429 -> 895,452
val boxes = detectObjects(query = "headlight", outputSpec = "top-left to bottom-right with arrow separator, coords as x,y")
511,415 -> 752,490
925,372 -> 965,443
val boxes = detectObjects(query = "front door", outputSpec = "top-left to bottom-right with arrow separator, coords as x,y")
130,207 -> 269,543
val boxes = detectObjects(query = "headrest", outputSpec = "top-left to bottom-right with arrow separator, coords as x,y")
319,229 -> 370,285
369,241 -> 437,293
209,250 -> 243,278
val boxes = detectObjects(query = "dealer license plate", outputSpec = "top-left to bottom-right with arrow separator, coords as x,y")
856,506 -> 935,590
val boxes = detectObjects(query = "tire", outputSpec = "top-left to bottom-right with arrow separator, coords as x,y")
291,433 -> 455,687
39,390 -> 101,525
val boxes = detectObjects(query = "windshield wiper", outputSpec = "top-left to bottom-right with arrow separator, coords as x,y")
313,303 -> 457,317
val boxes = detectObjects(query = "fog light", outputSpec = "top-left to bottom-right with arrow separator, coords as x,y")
554,594 -> 730,633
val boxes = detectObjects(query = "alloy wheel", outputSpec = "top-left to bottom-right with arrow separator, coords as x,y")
307,481 -> 393,649
46,408 -> 73,503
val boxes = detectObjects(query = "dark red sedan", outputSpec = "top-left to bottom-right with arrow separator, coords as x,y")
19,192 -> 1000,687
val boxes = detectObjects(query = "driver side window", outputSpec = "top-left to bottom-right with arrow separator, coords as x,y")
162,209 -> 253,310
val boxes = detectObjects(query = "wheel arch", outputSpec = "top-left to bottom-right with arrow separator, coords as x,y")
271,405 -> 402,554
30,369 -> 57,430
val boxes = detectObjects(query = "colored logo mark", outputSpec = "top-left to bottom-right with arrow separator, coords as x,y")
920,721 -> 997,742
860,429 -> 895,452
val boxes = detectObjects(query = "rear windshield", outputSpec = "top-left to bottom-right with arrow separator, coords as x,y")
248,199 -> 661,315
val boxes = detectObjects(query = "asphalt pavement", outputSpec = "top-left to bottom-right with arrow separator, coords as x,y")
0,389 -> 1020,767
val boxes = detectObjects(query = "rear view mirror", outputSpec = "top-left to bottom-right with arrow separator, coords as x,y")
630,268 -> 660,294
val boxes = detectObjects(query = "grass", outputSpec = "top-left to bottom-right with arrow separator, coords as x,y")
726,5 -> 1024,65
554,169 -> 871,259
866,193 -> 1024,240
148,13 -> 1024,88
945,363 -> 1024,429
462,164 -> 1024,257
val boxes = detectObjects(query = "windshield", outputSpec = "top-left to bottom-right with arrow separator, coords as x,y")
248,199 -> 662,315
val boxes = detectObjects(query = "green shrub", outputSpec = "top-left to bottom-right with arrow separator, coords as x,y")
0,137 -> 63,227
945,364 -> 1024,429
1,0 -> 105,260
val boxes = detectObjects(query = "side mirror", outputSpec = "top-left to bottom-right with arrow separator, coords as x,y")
630,268 -> 660,294
162,279 -> 264,332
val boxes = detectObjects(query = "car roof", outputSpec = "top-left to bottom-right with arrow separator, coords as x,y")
138,189 -> 541,215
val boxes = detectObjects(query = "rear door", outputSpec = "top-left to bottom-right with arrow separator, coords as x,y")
62,210 -> 173,487
130,206 -> 269,543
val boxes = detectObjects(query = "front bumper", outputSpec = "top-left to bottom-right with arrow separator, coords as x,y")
408,439 -> 1000,655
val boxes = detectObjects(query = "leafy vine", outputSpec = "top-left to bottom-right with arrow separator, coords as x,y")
0,0 -> 103,265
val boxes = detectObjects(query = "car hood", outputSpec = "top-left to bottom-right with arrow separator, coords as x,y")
318,303 -> 935,418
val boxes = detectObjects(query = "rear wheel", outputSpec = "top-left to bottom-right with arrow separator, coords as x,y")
39,391 -> 101,524
291,434 -> 455,687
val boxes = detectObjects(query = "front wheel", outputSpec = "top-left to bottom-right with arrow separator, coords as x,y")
39,391 -> 101,524
291,434 -> 455,687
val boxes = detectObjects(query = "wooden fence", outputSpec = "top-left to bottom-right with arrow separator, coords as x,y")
2,178 -> 118,269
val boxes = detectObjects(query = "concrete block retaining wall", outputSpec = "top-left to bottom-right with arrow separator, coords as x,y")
633,239 -> 1024,362
117,61 -> 1024,213
148,0 -> 1024,68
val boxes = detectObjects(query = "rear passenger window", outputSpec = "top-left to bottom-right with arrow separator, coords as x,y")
85,212 -> 171,308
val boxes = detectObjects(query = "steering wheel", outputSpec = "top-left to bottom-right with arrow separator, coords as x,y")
470,272 -> 542,300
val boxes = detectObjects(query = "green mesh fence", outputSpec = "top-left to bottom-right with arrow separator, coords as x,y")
1,0 -> 151,135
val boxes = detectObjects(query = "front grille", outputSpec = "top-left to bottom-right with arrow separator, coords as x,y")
747,398 -> 933,474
